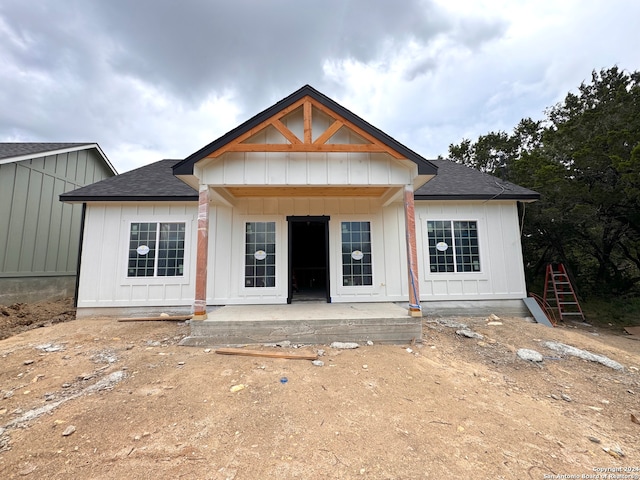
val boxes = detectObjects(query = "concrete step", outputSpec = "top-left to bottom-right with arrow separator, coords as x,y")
179,303 -> 421,347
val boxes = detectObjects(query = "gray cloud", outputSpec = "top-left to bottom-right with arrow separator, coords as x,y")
91,0 -> 451,106
0,0 -> 458,163
0,0 -> 638,172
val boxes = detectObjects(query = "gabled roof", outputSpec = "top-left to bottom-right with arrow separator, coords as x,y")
415,159 -> 540,201
0,142 -> 117,174
60,158 -> 538,204
173,85 -> 437,176
60,159 -> 197,203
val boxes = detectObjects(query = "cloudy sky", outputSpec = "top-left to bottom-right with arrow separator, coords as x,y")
1,0 -> 638,173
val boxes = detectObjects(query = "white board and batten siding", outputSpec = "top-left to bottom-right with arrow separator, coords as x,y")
76,196 -> 527,311
198,151 -> 416,187
77,203 -> 197,309
207,198 -> 528,305
198,149 -> 420,304
76,199 -> 528,309
207,197 -> 410,305
415,201 -> 528,301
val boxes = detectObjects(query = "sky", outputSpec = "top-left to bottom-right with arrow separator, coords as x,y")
1,0 -> 639,173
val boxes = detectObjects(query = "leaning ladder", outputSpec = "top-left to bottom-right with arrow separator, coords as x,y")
542,263 -> 586,322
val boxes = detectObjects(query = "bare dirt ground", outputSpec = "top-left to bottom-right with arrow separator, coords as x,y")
0,300 -> 639,479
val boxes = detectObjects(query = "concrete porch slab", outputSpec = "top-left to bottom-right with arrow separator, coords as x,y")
179,302 -> 421,347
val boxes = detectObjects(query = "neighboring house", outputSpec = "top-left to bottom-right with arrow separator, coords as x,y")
0,143 -> 116,304
61,86 -> 539,319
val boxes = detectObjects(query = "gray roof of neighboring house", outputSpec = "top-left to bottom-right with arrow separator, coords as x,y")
0,142 -> 92,160
60,159 -> 198,202
0,142 -> 117,174
415,159 -> 540,201
61,157 -> 539,203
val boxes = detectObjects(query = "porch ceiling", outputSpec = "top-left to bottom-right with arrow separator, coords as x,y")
224,186 -> 391,197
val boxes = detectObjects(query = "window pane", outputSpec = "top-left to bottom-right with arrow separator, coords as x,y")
426,220 -> 480,273
245,222 -> 276,288
157,223 -> 186,276
426,221 -> 453,273
454,221 -> 480,272
127,223 -> 157,277
341,221 -> 373,286
128,222 -> 185,278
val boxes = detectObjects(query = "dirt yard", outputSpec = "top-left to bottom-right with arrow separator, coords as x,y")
0,299 -> 639,479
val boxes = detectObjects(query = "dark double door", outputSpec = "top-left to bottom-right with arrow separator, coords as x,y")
287,216 -> 330,303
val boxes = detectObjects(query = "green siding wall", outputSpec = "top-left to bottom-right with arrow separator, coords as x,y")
0,148 -> 114,278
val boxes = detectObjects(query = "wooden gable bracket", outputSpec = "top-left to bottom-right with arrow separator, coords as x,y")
380,186 -> 405,207
205,97 -> 407,160
209,186 -> 237,207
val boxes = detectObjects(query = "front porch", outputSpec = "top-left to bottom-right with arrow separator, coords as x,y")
173,86 -> 436,318
179,302 -> 422,347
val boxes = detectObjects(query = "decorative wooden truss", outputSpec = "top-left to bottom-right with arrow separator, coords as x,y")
205,96 -> 407,160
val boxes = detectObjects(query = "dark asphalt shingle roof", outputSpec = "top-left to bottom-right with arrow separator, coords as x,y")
60,159 -> 197,202
415,159 -> 540,201
0,142 -> 93,160
61,158 -> 538,203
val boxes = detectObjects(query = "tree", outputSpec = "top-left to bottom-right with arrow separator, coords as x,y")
448,118 -> 543,178
448,67 -> 640,297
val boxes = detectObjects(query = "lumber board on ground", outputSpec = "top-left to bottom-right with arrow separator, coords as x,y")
215,348 -> 317,360
118,316 -> 192,322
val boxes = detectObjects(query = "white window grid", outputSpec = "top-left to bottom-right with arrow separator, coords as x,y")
427,220 -> 480,273
127,222 -> 186,277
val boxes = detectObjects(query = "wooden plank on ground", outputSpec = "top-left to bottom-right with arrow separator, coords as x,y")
215,348 -> 317,360
118,316 -> 192,322
522,297 -> 554,327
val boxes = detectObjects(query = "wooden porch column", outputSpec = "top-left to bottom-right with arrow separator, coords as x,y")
403,185 -> 422,317
193,185 -> 210,320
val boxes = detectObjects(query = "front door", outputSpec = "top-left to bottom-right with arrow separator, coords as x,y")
287,216 -> 330,303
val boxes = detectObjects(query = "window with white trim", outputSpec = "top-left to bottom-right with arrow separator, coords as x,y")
426,220 -> 480,273
245,222 -> 276,288
341,221 -> 372,286
128,222 -> 186,277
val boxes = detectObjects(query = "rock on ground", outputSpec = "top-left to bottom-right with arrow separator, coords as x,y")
436,318 -> 468,329
456,329 -> 484,339
330,342 -> 359,349
543,341 -> 624,371
517,349 -> 544,362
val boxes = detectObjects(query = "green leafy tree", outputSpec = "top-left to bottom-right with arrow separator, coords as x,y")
449,66 -> 640,297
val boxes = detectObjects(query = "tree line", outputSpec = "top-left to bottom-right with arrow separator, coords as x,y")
447,66 -> 640,298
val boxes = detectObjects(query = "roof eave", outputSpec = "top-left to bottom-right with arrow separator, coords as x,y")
60,195 -> 198,203
414,194 -> 540,201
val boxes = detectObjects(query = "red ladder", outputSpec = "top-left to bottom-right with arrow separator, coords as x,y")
543,263 -> 585,322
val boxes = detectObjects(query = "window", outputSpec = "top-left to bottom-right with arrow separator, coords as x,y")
341,221 -> 372,286
427,220 -> 480,273
128,222 -> 186,277
245,222 -> 276,288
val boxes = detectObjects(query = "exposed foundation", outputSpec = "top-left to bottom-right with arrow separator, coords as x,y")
179,303 -> 422,347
